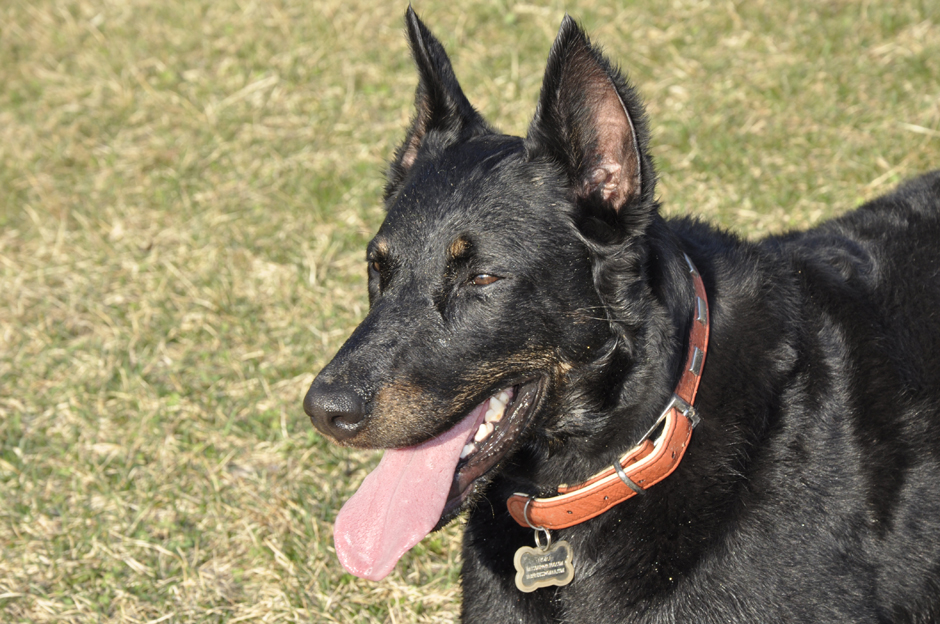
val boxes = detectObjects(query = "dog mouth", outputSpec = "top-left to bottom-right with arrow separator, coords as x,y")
331,375 -> 543,581
437,377 -> 542,527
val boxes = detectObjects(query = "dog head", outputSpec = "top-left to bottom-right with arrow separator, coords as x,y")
305,8 -> 687,580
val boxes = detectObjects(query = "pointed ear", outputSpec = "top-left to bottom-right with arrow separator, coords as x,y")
385,7 -> 491,198
525,16 -> 652,217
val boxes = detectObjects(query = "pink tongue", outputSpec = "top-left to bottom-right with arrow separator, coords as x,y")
333,403 -> 487,581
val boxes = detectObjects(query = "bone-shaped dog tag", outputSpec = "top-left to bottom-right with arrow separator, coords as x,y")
513,540 -> 574,592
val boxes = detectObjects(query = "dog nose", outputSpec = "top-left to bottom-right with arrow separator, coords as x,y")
304,384 -> 367,442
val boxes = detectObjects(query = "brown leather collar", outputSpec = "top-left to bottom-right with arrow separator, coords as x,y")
506,254 -> 710,530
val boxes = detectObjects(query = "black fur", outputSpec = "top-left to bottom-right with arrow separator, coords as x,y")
305,9 -> 940,622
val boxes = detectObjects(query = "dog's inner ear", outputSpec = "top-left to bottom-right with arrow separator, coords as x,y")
525,16 -> 644,213
578,74 -> 640,209
386,8 -> 491,197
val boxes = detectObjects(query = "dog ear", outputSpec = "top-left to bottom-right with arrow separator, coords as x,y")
386,7 -> 491,198
525,16 -> 653,219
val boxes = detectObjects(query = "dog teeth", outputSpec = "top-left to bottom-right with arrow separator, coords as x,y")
485,391 -> 511,424
474,421 -> 494,442
460,443 -> 476,459
464,389 -> 515,458
485,405 -> 503,423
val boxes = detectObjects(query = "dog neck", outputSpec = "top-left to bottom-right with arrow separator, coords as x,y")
506,253 -> 710,530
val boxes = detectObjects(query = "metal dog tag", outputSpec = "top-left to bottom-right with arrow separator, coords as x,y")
513,539 -> 574,593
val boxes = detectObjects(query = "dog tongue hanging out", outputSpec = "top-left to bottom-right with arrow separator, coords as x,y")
332,399 -> 486,580
304,5 -> 940,623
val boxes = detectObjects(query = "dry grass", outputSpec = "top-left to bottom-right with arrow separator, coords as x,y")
0,0 -> 937,622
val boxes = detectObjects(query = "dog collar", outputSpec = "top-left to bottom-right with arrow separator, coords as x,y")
506,254 -> 710,530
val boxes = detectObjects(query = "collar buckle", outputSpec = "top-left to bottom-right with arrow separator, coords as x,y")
637,394 -> 700,448
641,394 -> 700,442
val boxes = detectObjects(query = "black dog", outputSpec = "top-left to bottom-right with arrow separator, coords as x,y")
305,8 -> 940,622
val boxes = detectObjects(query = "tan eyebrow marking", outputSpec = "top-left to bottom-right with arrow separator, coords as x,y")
448,236 -> 470,259
371,238 -> 390,258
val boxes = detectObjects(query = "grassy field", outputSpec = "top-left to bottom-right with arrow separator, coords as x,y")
1,0 -> 938,622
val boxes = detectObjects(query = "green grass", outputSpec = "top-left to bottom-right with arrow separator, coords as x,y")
0,0 -> 938,621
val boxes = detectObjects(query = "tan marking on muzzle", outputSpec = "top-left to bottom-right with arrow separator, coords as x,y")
349,380 -> 439,448
349,350 -> 560,449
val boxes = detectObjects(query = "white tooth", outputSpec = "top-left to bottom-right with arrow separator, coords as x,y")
474,421 -> 494,442
485,406 -> 503,423
490,395 -> 505,408
497,390 -> 511,405
460,443 -> 475,459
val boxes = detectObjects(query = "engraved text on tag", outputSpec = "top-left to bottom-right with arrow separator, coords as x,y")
513,540 -> 574,592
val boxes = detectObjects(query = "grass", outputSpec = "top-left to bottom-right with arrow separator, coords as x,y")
0,0 -> 937,621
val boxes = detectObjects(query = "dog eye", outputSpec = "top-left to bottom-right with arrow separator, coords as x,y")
370,261 -> 381,274
471,274 -> 499,286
